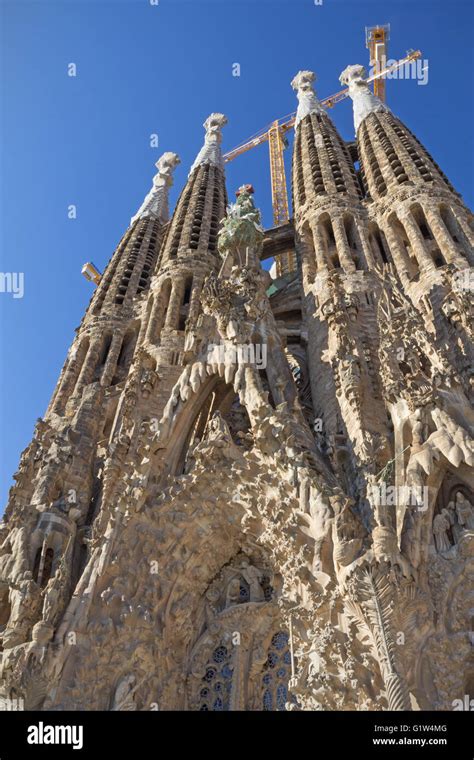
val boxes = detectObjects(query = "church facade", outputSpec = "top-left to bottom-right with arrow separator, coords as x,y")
0,66 -> 473,711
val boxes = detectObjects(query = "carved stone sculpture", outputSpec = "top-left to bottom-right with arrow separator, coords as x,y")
1,66 -> 473,713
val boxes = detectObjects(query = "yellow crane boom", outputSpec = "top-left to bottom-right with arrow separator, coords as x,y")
224,49 -> 421,167
81,32 -> 421,284
268,120 -> 290,227
366,24 -> 390,102
222,46 -> 421,276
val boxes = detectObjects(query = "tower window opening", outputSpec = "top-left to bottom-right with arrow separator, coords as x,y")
182,277 -> 193,306
117,331 -> 137,369
98,335 -> 112,367
323,220 -> 336,246
439,205 -> 466,250
370,226 -> 389,266
41,548 -> 54,588
32,547 -> 42,583
419,223 -> 432,240
433,249 -> 446,268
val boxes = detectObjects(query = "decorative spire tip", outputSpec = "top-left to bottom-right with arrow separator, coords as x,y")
291,70 -> 325,128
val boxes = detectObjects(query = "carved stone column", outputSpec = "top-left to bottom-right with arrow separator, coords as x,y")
424,207 -> 466,267
100,334 -> 123,387
354,218 -> 376,269
187,277 -> 204,329
310,220 -> 328,272
399,211 -> 433,270
383,223 -> 412,286
452,209 -> 474,250
51,340 -> 89,414
332,216 -> 357,273
165,280 -> 185,330
74,339 -> 102,395
347,563 -> 412,711
145,291 -> 165,343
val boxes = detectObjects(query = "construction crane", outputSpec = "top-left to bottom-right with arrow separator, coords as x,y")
224,48 -> 421,229
81,262 -> 101,285
366,24 -> 390,102
82,33 -> 420,284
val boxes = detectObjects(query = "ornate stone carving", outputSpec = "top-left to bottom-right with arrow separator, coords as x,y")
130,152 -> 180,226
1,90 -> 472,716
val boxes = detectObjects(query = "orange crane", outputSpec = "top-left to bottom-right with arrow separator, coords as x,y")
366,24 -> 390,102
83,37 -> 420,285
81,262 -> 101,285
223,48 -> 421,229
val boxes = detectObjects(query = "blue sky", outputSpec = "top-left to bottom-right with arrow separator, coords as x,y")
1,0 -> 473,508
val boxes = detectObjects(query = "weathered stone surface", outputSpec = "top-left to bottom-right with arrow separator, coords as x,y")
0,79 -> 473,712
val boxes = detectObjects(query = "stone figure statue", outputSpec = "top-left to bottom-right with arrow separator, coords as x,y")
455,493 -> 474,531
42,565 -> 65,626
225,577 -> 241,608
112,674 -> 137,711
433,511 -> 451,553
239,559 -> 265,602
218,184 -> 264,265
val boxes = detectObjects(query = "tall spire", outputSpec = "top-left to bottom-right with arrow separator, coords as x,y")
290,68 -> 362,224
339,64 -> 389,132
130,151 -> 180,226
189,113 -> 227,176
291,70 -> 325,127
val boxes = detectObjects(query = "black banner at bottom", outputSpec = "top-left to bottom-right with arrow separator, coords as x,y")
0,709 -> 471,757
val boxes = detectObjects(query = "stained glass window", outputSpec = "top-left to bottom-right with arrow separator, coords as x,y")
261,575 -> 274,602
261,632 -> 293,711
239,580 -> 250,603
198,645 -> 233,711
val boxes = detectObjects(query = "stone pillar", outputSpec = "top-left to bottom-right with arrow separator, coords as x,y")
300,249 -> 316,285
51,340 -> 89,414
383,224 -> 412,286
424,207 -> 466,267
296,227 -> 316,284
399,211 -> 433,270
145,292 -> 165,343
100,334 -> 123,387
74,340 -> 102,394
187,277 -> 203,328
265,332 -> 298,409
332,216 -> 356,273
164,280 -> 185,330
310,221 -> 328,272
452,209 -> 474,250
137,301 -> 152,346
353,218 -> 376,269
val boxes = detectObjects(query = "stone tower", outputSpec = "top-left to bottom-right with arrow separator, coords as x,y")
0,66 -> 473,712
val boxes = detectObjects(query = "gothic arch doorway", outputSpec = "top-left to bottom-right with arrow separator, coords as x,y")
163,374 -> 252,477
